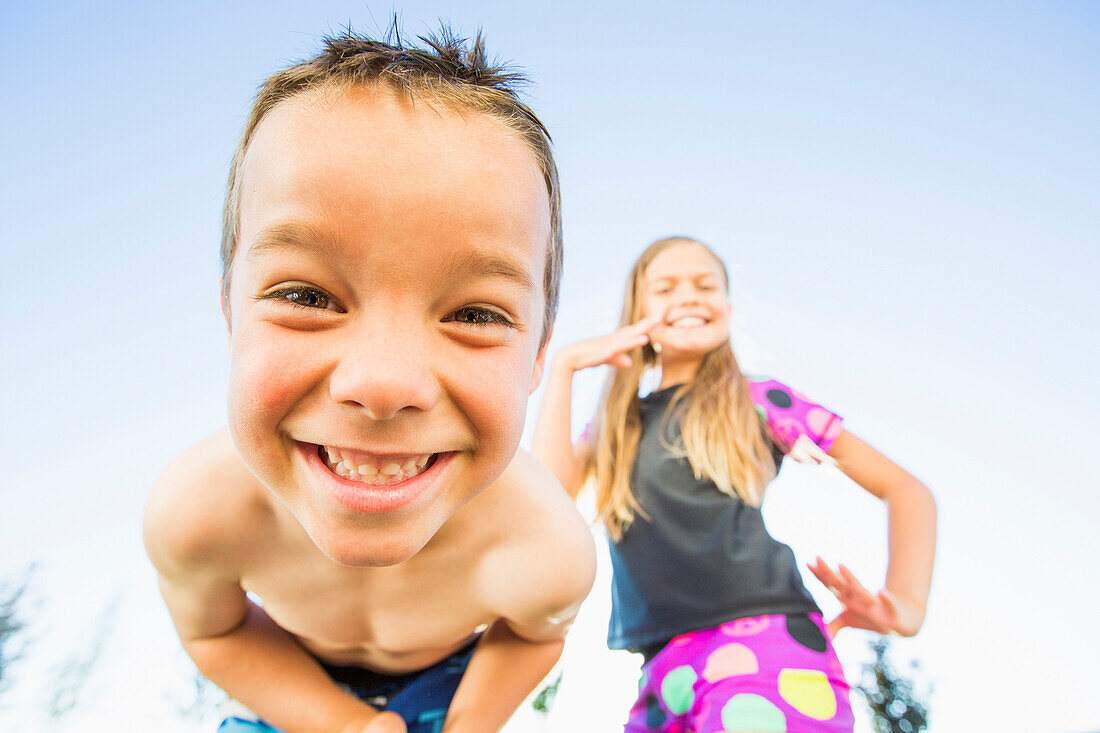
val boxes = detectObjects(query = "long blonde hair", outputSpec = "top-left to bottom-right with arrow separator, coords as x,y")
590,237 -> 776,540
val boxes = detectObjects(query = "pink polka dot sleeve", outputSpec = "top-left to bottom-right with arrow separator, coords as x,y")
748,378 -> 844,456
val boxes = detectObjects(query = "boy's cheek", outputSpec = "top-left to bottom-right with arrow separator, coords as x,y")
460,353 -> 534,441
227,335 -> 312,428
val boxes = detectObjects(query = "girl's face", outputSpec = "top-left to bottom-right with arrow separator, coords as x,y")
640,242 -> 732,365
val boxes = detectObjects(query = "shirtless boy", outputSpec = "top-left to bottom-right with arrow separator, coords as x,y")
143,29 -> 595,733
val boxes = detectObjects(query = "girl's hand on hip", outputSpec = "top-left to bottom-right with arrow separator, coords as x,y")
808,557 -> 924,638
557,315 -> 663,372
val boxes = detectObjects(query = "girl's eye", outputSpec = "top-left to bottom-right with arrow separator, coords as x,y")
261,285 -> 340,312
447,306 -> 514,328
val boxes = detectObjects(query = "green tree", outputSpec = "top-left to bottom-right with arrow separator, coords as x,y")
46,594 -> 119,721
0,566 -> 34,704
857,637 -> 931,733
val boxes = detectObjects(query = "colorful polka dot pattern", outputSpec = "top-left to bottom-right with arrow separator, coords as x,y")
721,694 -> 786,732
661,666 -> 698,715
624,614 -> 854,733
748,379 -> 843,454
777,669 -> 837,720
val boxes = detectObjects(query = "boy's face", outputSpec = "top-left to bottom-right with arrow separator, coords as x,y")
225,86 -> 550,567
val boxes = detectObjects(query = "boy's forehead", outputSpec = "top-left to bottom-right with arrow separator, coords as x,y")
241,86 -> 541,193
235,86 -> 550,289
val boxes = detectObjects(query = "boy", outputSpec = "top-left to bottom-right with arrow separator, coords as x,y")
144,29 -> 595,733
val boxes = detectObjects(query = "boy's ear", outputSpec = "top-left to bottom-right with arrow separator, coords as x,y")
529,326 -> 552,394
219,278 -> 232,337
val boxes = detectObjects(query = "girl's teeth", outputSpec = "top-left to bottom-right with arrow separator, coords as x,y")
380,463 -> 402,476
358,464 -> 378,478
416,455 -> 429,469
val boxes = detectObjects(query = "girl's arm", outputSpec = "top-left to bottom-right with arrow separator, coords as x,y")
809,430 -> 937,638
531,315 -> 661,498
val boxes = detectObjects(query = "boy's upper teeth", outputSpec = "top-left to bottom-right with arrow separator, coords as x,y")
322,446 -> 435,485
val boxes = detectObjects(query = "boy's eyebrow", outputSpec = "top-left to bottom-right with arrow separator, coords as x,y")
245,225 -> 536,292
246,222 -> 339,260
443,249 -> 536,293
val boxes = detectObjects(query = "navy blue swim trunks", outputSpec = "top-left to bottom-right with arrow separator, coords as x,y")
218,637 -> 478,733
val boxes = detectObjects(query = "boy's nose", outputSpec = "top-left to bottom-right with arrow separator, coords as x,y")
328,330 -> 440,420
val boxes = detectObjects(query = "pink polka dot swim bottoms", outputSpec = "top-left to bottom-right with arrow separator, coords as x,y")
625,614 -> 854,733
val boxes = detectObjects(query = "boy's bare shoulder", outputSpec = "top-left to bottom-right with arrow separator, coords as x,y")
486,450 -> 591,537
472,450 -> 596,637
143,429 -> 278,578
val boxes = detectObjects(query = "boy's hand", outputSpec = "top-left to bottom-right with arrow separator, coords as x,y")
556,315 -> 663,372
808,558 -> 924,638
342,711 -> 407,733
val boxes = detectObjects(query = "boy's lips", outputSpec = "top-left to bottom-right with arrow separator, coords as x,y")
300,442 -> 454,514
319,444 -> 436,485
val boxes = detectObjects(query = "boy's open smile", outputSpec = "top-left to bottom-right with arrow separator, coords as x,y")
320,444 -> 438,485
299,441 -> 456,514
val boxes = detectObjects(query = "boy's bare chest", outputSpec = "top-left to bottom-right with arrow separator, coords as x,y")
239,541 -> 496,673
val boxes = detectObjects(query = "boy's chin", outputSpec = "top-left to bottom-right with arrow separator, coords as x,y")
309,524 -> 433,568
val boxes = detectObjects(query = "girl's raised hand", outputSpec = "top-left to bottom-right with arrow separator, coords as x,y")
557,314 -> 663,372
808,557 -> 924,639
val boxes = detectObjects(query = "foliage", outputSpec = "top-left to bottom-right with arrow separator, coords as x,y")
857,637 -> 931,733
0,566 -> 35,701
531,671 -> 562,715
174,666 -> 222,722
46,594 -> 119,720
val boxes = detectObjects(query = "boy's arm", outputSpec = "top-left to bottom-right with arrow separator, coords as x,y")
441,617 -> 568,733
144,438 -> 400,733
167,587 -> 400,733
443,461 -> 596,732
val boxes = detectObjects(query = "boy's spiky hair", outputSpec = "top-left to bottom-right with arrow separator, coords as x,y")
220,25 -> 562,346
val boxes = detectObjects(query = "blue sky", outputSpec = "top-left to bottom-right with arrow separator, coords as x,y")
1,2 -> 1097,731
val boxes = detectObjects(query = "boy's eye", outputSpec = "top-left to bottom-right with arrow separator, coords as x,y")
260,285 -> 341,312
446,306 -> 514,328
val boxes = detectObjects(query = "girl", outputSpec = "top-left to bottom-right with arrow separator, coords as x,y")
532,236 -> 936,733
